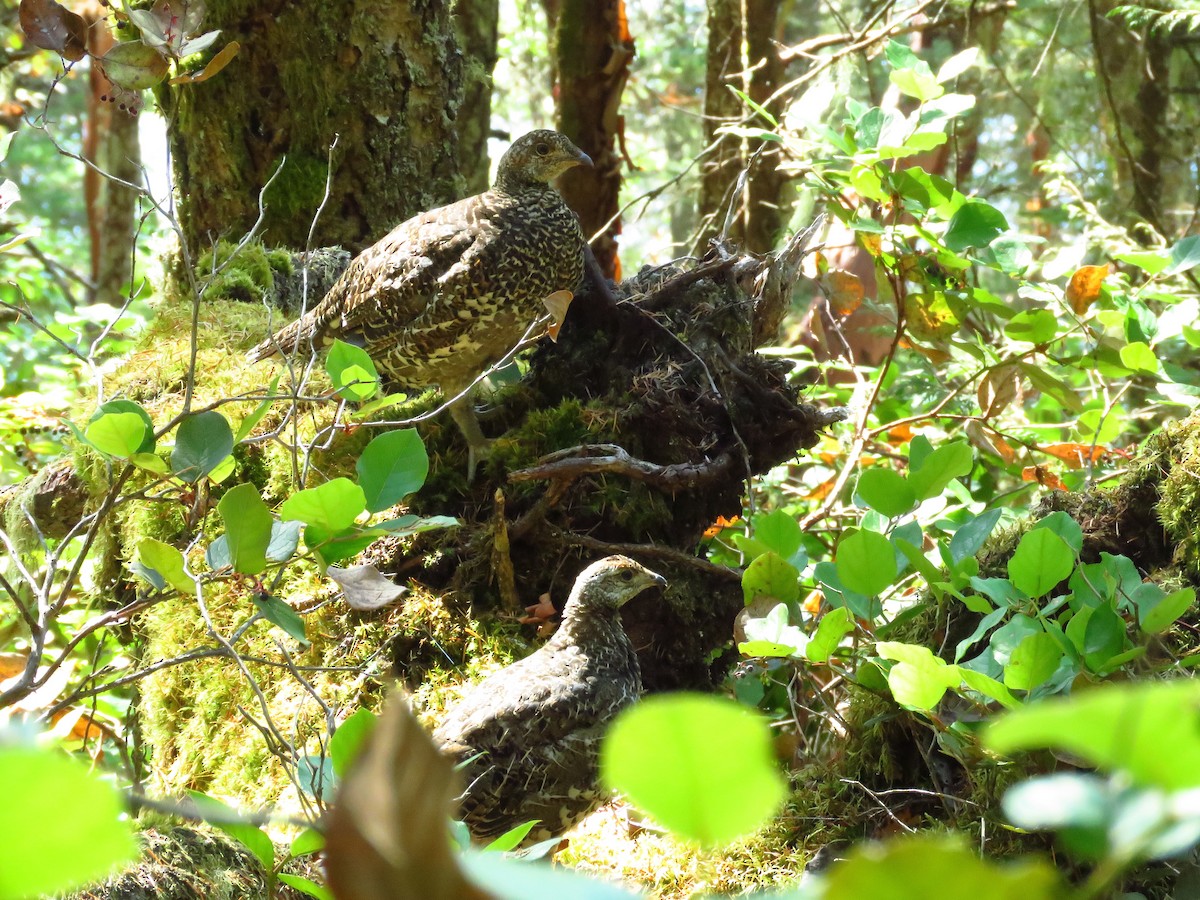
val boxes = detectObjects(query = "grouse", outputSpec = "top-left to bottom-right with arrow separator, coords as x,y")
246,130 -> 592,477
433,555 -> 666,845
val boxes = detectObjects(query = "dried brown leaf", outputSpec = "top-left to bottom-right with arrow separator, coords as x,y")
169,39 -> 240,85
324,692 -> 489,900
19,0 -> 88,61
977,364 -> 1022,418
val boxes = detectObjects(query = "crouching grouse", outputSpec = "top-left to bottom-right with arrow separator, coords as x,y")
246,130 -> 591,477
433,555 -> 666,844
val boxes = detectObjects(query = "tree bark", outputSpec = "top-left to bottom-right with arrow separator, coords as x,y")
160,0 -> 465,254
699,0 -> 785,255
451,0 -> 500,193
551,0 -> 634,281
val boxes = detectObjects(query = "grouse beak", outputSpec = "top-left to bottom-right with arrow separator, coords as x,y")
572,149 -> 593,169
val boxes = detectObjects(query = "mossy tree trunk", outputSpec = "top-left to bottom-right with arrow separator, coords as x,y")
551,0 -> 634,281
451,0 -> 500,193
699,0 -> 785,255
161,0 -> 465,255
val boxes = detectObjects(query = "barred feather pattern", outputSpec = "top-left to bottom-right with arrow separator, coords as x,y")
247,131 -> 589,399
433,556 -> 666,845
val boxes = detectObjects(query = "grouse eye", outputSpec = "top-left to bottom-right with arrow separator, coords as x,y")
620,570 -> 635,581
535,142 -> 551,156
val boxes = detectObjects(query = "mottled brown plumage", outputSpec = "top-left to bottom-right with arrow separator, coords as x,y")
433,556 -> 666,845
246,130 -> 591,474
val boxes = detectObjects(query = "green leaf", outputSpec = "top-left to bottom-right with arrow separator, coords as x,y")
943,200 -> 1008,251
330,708 -> 377,777
0,745 -> 137,898
856,468 -> 916,517
1007,529 -> 1075,598
171,411 -> 234,483
85,412 -> 147,459
806,606 -> 854,664
1003,632 -> 1063,692
267,520 -> 303,563
277,874 -> 333,900
1004,309 -> 1058,344
289,827 -> 325,858
1118,341 -> 1160,374
1115,249 -> 1170,275
484,820 -> 540,853
326,339 -> 379,401
91,400 -> 155,453
936,47 -> 980,83
890,66 -> 943,102
252,594 -> 309,645
279,477 -> 366,532
877,642 -> 956,710
956,667 -> 1021,710
752,509 -> 805,565
1081,602 -> 1127,672
825,834 -> 1061,900
836,529 -> 898,597
1139,587 -> 1196,635
136,538 -> 195,594
949,509 -> 1003,564
1002,773 -> 1110,833
186,792 -> 275,870
216,483 -> 273,575
984,679 -> 1200,790
907,440 -> 973,501
356,428 -> 429,512
884,40 -> 920,70
600,694 -> 785,846
742,551 -> 800,605
1167,235 -> 1200,275
1032,511 -> 1083,554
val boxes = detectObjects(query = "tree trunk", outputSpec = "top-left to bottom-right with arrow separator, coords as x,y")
160,0 -> 465,254
451,0 -> 500,193
699,0 -> 785,255
551,0 -> 634,281
85,7 -> 142,307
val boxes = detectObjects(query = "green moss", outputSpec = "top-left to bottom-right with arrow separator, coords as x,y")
195,240 -> 294,304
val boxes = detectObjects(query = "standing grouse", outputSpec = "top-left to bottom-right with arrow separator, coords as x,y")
246,130 -> 592,476
433,555 -> 666,844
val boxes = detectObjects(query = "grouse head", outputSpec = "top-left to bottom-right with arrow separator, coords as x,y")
562,555 -> 667,623
494,130 -> 593,193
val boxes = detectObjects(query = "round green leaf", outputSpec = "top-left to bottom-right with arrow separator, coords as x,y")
600,694 -> 785,846
330,708 -> 377,777
217,483 -> 273,575
171,411 -> 234,483
943,199 -> 1009,251
907,440 -> 973,501
742,551 -> 800,605
856,468 -> 916,517
836,529 -> 898,597
1003,631 -> 1063,692
279,478 -> 366,532
91,400 -> 155,453
356,428 -> 429,513
85,412 -> 146,459
1004,309 -> 1058,344
1140,587 -> 1196,635
1007,529 -> 1074,598
327,339 -> 379,401
0,746 -> 137,897
1118,341 -> 1160,375
136,537 -> 195,594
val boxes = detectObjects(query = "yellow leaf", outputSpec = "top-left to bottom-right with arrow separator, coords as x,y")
1066,263 -> 1109,315
824,270 -> 863,316
169,41 -> 241,85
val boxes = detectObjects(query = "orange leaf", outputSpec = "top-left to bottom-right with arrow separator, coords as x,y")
965,421 -> 1016,464
1066,264 -> 1109,315
169,40 -> 241,85
1021,465 -> 1067,491
1040,442 -> 1108,469
805,476 -> 837,501
886,423 -> 914,444
824,270 -> 864,317
703,515 -> 740,539
859,233 -> 883,257
802,590 -> 823,615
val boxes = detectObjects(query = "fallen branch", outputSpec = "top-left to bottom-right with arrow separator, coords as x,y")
509,443 -> 736,492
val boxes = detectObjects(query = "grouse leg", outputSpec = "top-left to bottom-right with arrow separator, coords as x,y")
448,393 -> 492,481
